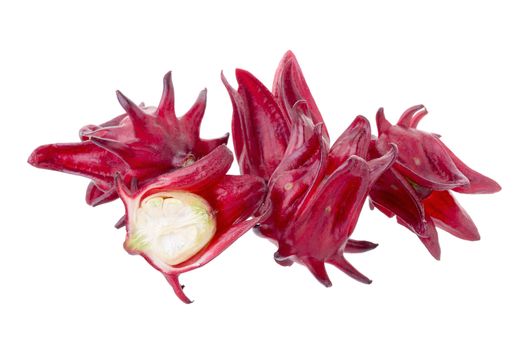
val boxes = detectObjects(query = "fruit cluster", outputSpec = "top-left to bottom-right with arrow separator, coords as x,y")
29,51 -> 500,303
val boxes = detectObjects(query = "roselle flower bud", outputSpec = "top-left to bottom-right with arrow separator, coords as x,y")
116,145 -> 266,303
369,105 -> 501,259
28,72 -> 228,207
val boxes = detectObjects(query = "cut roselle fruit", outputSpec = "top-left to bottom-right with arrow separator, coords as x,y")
369,105 -> 501,259
222,51 -> 327,181
28,72 -> 229,207
116,145 -> 266,303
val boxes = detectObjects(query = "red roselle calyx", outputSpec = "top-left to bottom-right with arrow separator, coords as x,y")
28,72 -> 228,207
263,113 -> 396,286
369,105 -> 501,259
116,145 -> 265,303
223,52 -> 397,285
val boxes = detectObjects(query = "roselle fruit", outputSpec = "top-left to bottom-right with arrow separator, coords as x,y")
369,105 -> 501,259
28,72 -> 228,207
115,145 -> 265,303
223,52 -> 397,285
261,112 -> 396,285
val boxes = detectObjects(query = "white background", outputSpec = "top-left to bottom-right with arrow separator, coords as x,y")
1,1 -> 523,349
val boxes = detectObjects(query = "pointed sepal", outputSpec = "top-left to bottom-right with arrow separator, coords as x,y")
157,71 -> 176,119
28,141 -> 126,185
327,115 -> 371,174
272,50 -> 329,140
303,257 -> 332,287
327,254 -> 372,284
424,190 -> 480,241
344,239 -> 379,253
222,69 -> 291,179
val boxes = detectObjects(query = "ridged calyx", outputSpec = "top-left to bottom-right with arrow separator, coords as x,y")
28,72 -> 228,207
223,52 -> 397,285
369,105 -> 501,259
